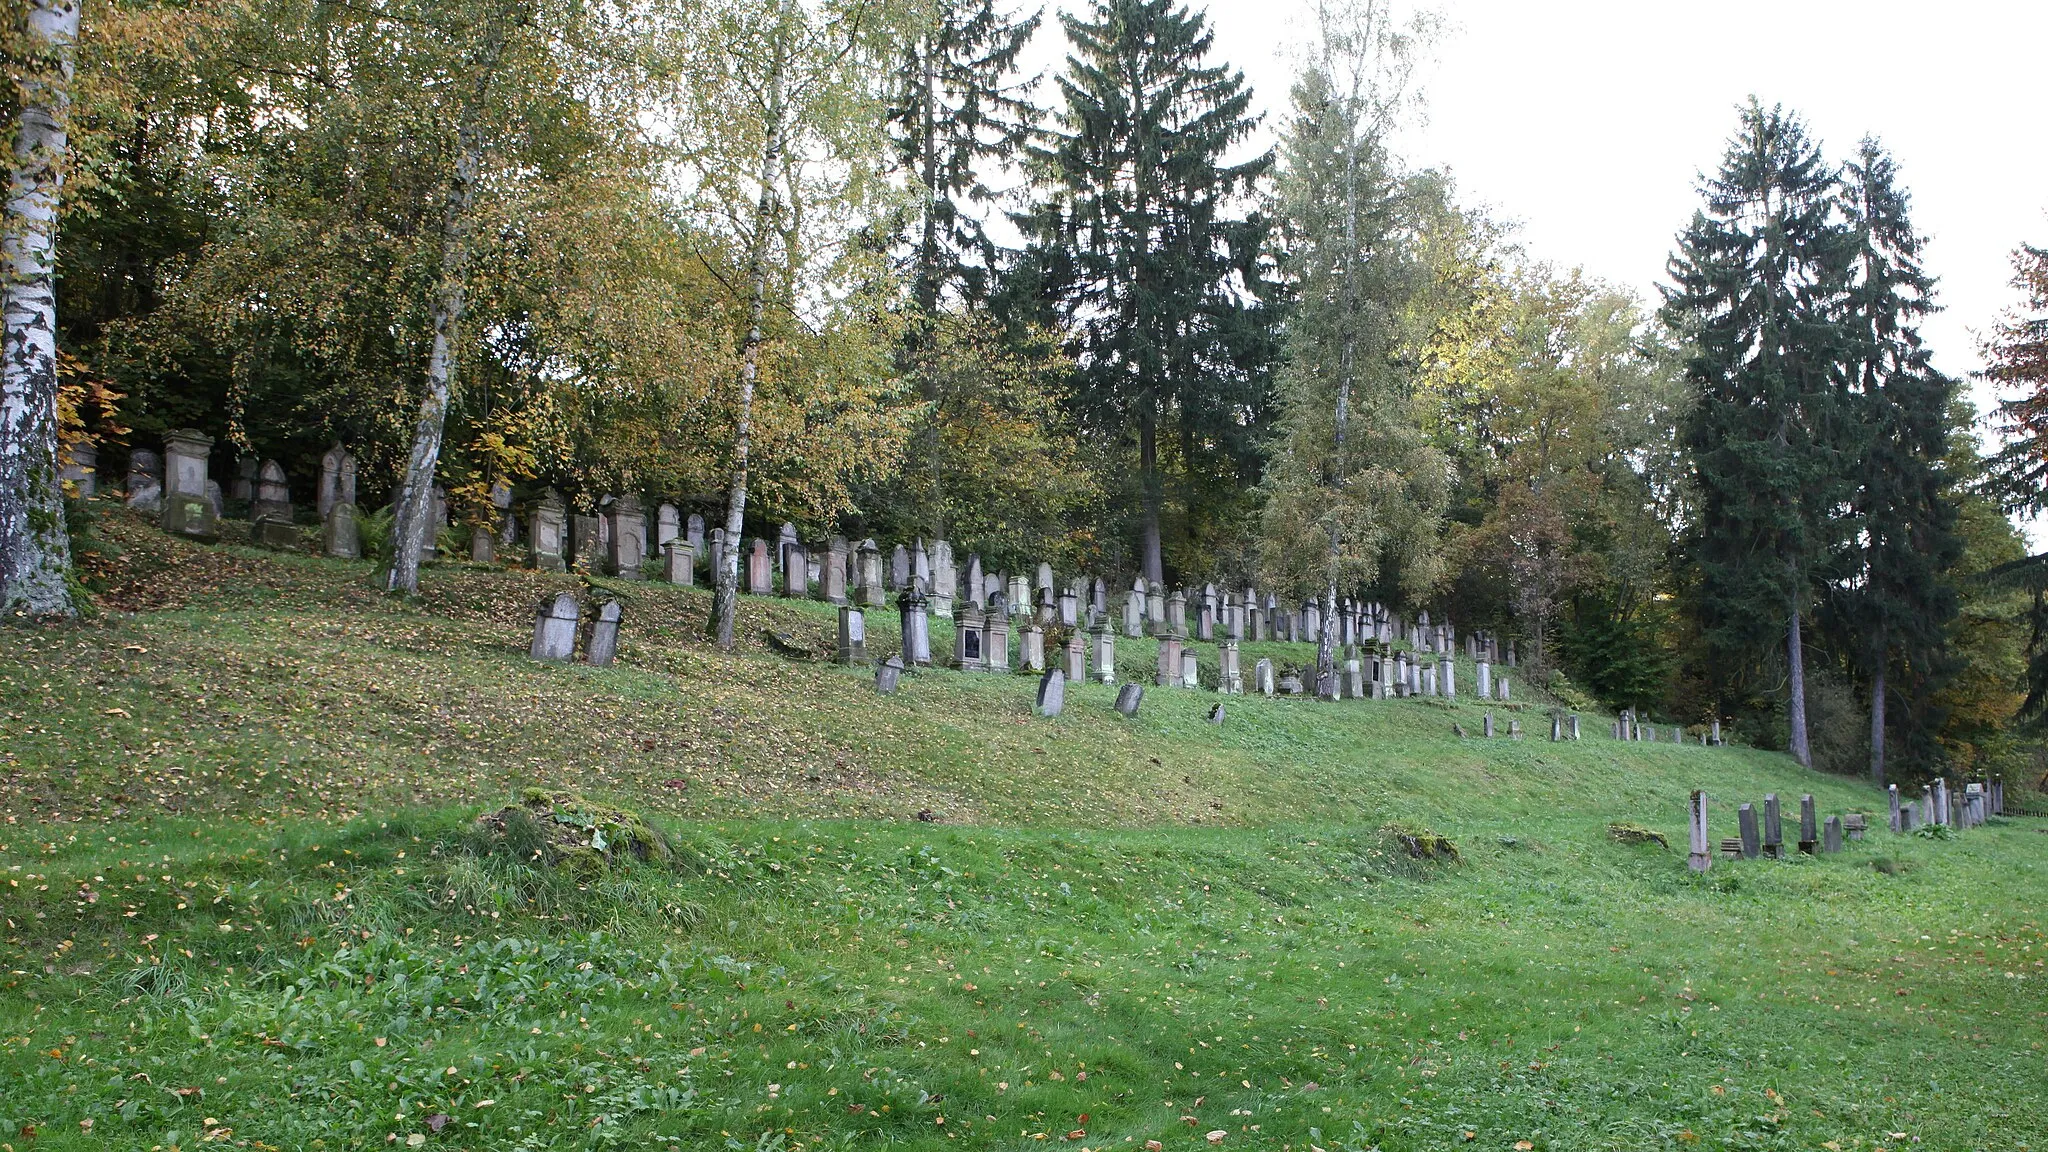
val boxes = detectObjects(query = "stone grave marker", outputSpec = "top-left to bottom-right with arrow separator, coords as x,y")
837,606 -> 866,665
571,513 -> 602,572
1062,631 -> 1086,683
1687,790 -> 1712,873
1738,803 -> 1760,859
609,496 -> 646,578
1089,621 -> 1116,684
955,603 -> 986,671
529,592 -> 579,662
783,542 -> 809,598
656,503 -> 680,550
469,526 -> 493,563
127,448 -> 163,512
1179,648 -> 1198,689
1508,718 -> 1523,739
1798,794 -> 1818,854
1114,683 -> 1143,717
663,540 -> 694,585
322,502 -> 360,558
1019,622 -> 1046,672
317,444 -> 354,520
1887,784 -> 1902,833
1482,712 -> 1494,738
1253,657 -> 1274,696
161,429 -> 219,541
986,599 -> 1011,669
898,582 -> 931,667
529,490 -> 567,571
1763,794 -> 1783,859
1823,815 -> 1843,854
875,656 -> 904,695
747,538 -> 773,594
1036,667 -> 1066,718
858,540 -> 886,608
583,600 -> 622,667
1206,702 -> 1225,724
1278,672 -> 1303,695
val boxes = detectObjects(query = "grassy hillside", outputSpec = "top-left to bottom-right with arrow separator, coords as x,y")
2,509 -> 2043,1151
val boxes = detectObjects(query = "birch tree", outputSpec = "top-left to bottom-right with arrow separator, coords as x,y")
669,0 -> 913,649
1,0 -> 81,621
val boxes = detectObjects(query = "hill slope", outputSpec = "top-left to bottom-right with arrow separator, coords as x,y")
2,510 -> 2043,1151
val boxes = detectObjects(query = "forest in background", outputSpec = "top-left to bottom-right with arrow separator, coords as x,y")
4,0 -> 2046,786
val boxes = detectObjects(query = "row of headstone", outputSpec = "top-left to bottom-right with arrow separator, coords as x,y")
1885,777 -> 2003,834
1613,712 -> 1723,746
1692,790 -> 1877,872
527,592 -> 622,667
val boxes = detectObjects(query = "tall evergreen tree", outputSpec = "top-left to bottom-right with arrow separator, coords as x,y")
886,0 -> 1040,313
1981,242 -> 2048,729
1014,0 -> 1273,584
1831,139 -> 1962,784
1663,102 -> 1854,767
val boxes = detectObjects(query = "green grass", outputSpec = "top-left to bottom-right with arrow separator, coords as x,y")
2,508 -> 2043,1151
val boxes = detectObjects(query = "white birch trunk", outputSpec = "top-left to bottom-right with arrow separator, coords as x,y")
710,60 -> 786,649
0,0 -> 80,620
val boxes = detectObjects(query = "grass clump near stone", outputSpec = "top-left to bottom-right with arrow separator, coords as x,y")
470,788 -> 672,873
1607,820 -> 1669,848
1381,819 -> 1459,862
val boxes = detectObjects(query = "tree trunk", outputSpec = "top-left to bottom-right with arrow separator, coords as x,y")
0,0 -> 80,622
709,59 -> 786,649
1315,582 -> 1337,699
1869,663 -> 1886,786
1139,400 -> 1163,586
386,20 -> 507,595
386,123 -> 483,595
1787,604 -> 1811,768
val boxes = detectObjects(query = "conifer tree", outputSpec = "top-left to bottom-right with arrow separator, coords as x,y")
886,0 -> 1040,313
1832,139 -> 1962,784
1015,0 -> 1272,584
1663,102 -> 1853,767
1981,242 -> 2048,729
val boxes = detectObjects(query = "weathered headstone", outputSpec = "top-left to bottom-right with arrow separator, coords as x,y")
1508,718 -> 1523,740
1218,640 -> 1242,694
469,526 -> 493,563
161,429 -> 219,541
985,601 -> 1011,670
820,537 -> 849,604
1482,712 -> 1494,738
1763,794 -> 1783,859
583,600 -> 622,667
491,481 -> 516,546
1089,621 -> 1116,684
1206,702 -> 1225,725
783,542 -> 809,598
1550,712 -> 1564,741
875,655 -> 903,695
1061,630 -> 1086,683
1058,583 -> 1080,628
686,513 -> 705,560
322,502 -> 360,558
1887,784 -> 1902,833
1798,794 -> 1818,854
610,495 -> 646,578
898,581 -> 931,666
1036,666 -> 1066,718
530,592 -> 580,662
1475,658 -> 1492,701
1569,713 -> 1581,740
663,540 -> 694,585
747,538 -> 773,594
126,448 -> 164,512
955,603 -> 986,671
858,540 -> 886,608
1900,800 -> 1917,831
836,606 -> 867,665
655,503 -> 680,551
931,540 -> 956,618
891,544 -> 910,591
1823,815 -> 1843,854
1123,580 -> 1146,638
707,528 -> 727,585
1738,803 -> 1760,859
1019,623 -> 1046,673
571,513 -> 603,573
1180,648 -> 1198,689
230,455 -> 257,504
1495,675 -> 1510,702
529,489 -> 567,571
253,459 -> 291,523
1114,682 -> 1143,717
55,441 -> 96,497
1155,633 -> 1183,687
1253,657 -> 1274,696
1687,790 -> 1712,873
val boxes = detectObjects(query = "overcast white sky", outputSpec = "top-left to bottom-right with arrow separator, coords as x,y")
1018,0 -> 2047,542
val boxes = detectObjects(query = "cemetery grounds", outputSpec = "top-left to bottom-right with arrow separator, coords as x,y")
1,513 -> 2044,1151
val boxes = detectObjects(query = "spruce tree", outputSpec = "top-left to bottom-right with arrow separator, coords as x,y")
1663,102 -> 1853,767
886,0 -> 1041,313
1981,243 -> 2048,729
1832,139 -> 1962,784
1014,0 -> 1273,584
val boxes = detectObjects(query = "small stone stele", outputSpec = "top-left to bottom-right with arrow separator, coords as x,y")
1206,702 -> 1224,725
530,592 -> 580,662
1035,666 -> 1065,718
1114,682 -> 1143,717
875,656 -> 904,695
1277,673 -> 1303,696
322,502 -> 360,559
1738,803 -> 1760,859
583,600 -> 623,667
253,515 -> 300,551
1823,815 -> 1843,854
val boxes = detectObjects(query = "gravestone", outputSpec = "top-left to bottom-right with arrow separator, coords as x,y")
891,544 -> 910,591
1763,794 -> 1783,859
707,527 -> 726,583
1482,712 -> 1494,738
1145,580 -> 1166,633
1207,702 -> 1225,724
1090,577 -> 1107,624
1823,815 -> 1843,854
1798,794 -> 1818,854
1036,666 -> 1066,718
1123,580 -> 1146,638
571,514 -> 603,573
1687,790 -> 1712,873
875,656 -> 903,695
931,540 -> 956,618
1218,640 -> 1242,694
1508,718 -> 1523,739
1738,803 -> 1760,859
1551,713 -> 1564,741
610,495 -> 646,579
1180,648 -> 1198,689
231,455 -> 257,503
1495,676 -> 1510,702
747,538 -> 773,594
1155,633 -> 1183,687
491,481 -> 516,546
858,540 -> 886,608
530,592 -> 579,662
1475,658 -> 1492,701
126,448 -> 164,512
1019,620 -> 1047,672
1569,714 -> 1581,740
1061,631 -> 1086,683
986,605 -> 1011,670
1089,621 -> 1116,684
913,539 -> 931,590
663,540 -> 694,585
783,542 -> 809,598
529,489 -> 567,571
964,553 -> 983,608
656,503 -> 680,551
322,502 -> 360,559
57,441 -> 96,497
1887,784 -> 1902,833
1059,583 -> 1080,628
1440,655 -> 1456,700
1710,719 -> 1722,746
250,459 -> 292,524
469,526 -> 493,563
836,606 -> 867,665
1114,683 -> 1143,717
821,537 -> 849,604
583,600 -> 622,667
1198,584 -> 1217,641
318,444 -> 355,520
955,603 -> 986,671
1900,801 -> 1917,831
686,513 -> 705,561
1279,672 -> 1304,695
161,429 -> 219,541
898,582 -> 931,666
1253,657 -> 1274,696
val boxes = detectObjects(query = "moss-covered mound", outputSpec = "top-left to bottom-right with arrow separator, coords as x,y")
472,788 -> 673,873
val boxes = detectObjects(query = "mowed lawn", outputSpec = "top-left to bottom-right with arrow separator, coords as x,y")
1,511 -> 2042,1151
